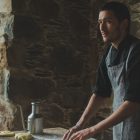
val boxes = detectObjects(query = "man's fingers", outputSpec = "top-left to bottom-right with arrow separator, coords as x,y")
62,125 -> 81,140
62,130 -> 70,140
62,131 -> 68,140
69,132 -> 81,140
63,129 -> 74,140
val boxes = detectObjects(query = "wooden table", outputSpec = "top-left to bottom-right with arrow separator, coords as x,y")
0,128 -> 96,140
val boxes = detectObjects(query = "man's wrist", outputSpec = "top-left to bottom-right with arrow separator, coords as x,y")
75,122 -> 83,129
86,126 -> 98,138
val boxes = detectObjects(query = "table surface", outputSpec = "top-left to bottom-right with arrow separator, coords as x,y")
0,128 -> 96,140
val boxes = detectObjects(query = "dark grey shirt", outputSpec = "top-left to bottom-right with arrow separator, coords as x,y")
94,35 -> 140,102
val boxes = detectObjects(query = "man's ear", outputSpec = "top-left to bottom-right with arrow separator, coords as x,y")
121,19 -> 129,31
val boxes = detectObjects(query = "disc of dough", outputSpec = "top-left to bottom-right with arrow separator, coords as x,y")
0,130 -> 15,137
15,132 -> 32,140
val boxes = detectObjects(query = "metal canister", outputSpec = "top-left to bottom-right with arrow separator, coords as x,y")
27,102 -> 43,134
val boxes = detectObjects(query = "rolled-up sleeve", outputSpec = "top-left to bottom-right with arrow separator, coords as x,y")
93,54 -> 112,97
124,45 -> 140,102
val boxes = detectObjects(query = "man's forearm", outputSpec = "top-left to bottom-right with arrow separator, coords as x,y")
90,100 -> 140,134
76,94 -> 106,129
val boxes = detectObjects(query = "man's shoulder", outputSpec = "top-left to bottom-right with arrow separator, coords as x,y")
128,35 -> 140,57
129,35 -> 140,46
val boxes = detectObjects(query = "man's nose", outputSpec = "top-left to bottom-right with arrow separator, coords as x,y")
100,22 -> 106,31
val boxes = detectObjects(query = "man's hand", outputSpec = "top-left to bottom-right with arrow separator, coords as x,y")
62,94 -> 105,140
63,127 -> 96,140
62,125 -> 81,140
68,128 -> 92,140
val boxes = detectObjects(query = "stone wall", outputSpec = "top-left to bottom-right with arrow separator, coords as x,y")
130,2 -> 140,38
0,0 -> 16,130
7,0 -> 99,130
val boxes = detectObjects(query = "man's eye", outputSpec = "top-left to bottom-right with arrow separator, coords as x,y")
106,20 -> 112,23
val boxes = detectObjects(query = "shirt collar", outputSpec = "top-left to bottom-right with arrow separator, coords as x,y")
111,34 -> 131,51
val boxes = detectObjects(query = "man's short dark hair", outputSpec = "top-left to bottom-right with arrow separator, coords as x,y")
99,1 -> 130,31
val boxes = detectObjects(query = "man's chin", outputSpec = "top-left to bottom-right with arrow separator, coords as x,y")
102,37 -> 111,44
103,39 -> 109,43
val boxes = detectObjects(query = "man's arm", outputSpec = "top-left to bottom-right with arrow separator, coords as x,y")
62,93 -> 107,140
89,100 -> 140,136
69,100 -> 140,140
75,94 -> 107,129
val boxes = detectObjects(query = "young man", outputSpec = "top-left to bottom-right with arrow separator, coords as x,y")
63,1 -> 140,140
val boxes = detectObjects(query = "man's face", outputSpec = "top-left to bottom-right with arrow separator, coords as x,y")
98,10 -> 124,44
